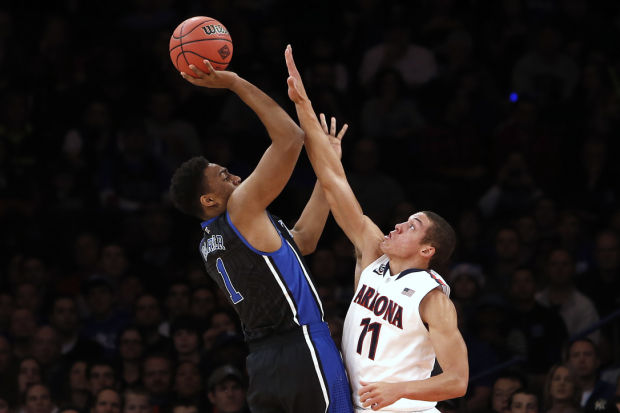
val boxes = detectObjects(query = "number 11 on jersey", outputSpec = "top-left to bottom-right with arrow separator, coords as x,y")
216,258 -> 244,304
357,318 -> 382,360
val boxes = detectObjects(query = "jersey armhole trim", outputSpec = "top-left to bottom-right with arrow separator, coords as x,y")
225,211 -> 284,256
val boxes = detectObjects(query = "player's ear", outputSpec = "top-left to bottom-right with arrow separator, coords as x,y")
420,245 -> 435,258
200,193 -> 218,208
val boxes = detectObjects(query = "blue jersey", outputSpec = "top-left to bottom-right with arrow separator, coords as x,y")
199,211 -> 324,343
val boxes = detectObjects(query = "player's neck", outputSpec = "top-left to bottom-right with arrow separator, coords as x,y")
387,255 -> 429,275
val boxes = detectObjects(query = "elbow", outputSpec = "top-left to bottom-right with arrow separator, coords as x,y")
451,374 -> 468,398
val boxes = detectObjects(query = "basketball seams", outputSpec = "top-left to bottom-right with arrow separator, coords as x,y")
179,50 -> 228,65
169,38 -> 233,53
171,18 -> 217,39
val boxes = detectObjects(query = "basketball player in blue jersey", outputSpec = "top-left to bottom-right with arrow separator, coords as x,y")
285,45 -> 469,412
170,60 -> 353,413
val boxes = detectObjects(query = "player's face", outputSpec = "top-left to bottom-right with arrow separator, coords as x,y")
380,212 -> 432,259
204,163 -> 241,202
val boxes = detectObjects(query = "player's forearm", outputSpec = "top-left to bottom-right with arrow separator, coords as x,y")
230,77 -> 304,146
291,182 -> 330,255
400,372 -> 468,402
294,101 -> 347,186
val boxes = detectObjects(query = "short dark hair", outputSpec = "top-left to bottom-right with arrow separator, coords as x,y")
169,156 -> 210,218
508,388 -> 540,410
421,211 -> 456,270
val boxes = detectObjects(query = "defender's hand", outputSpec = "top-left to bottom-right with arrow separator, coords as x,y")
359,380 -> 402,410
319,113 -> 348,160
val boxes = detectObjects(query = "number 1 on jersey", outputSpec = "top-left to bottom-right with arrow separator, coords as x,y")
357,317 -> 382,360
216,258 -> 244,304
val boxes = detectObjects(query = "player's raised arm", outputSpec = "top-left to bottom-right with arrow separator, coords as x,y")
182,60 -> 304,219
289,116 -> 348,255
284,45 -> 383,262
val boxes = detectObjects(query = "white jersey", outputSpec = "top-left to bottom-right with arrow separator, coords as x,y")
342,255 -> 450,411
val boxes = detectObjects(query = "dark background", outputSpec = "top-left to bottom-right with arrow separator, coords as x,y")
0,0 -> 619,412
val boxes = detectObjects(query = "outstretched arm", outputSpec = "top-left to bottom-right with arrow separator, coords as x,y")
359,290 -> 469,410
291,115 -> 348,255
182,61 -> 304,222
284,45 -> 383,265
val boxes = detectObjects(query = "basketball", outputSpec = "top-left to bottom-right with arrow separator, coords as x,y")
169,16 -> 233,76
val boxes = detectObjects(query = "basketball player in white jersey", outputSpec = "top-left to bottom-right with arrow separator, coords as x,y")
285,45 -> 469,412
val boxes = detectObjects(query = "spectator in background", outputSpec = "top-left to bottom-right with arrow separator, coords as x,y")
0,293 -> 14,332
170,316 -> 201,364
13,282 -> 43,317
566,339 -> 616,408
479,152 -> 543,222
201,308 -> 241,353
99,243 -> 130,284
578,229 -> 620,318
447,262 -> 485,328
49,295 -> 103,362
142,353 -> 172,409
133,293 -> 168,353
60,359 -> 90,411
543,364 -> 581,413
507,267 -> 568,385
122,386 -> 150,413
17,357 -> 42,399
159,281 -> 191,337
91,388 -> 121,413
172,362 -> 203,408
81,276 -> 129,356
206,365 -> 249,413
489,372 -> 528,413
190,286 -> 215,324
115,325 -> 144,388
484,227 -> 528,294
512,24 -> 579,104
22,383 -> 55,413
536,248 -> 599,342
346,138 -> 405,229
98,117 -> 170,211
509,388 -> 540,413
88,361 -> 116,398
9,308 -> 37,359
359,22 -> 437,90
0,334 -> 13,382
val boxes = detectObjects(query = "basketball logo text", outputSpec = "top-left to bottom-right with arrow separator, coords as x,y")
202,24 -> 229,35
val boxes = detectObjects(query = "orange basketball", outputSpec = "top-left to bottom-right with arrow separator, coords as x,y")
169,16 -> 233,77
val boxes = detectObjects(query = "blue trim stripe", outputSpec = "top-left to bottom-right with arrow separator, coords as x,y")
269,246 -> 323,325
307,323 -> 354,413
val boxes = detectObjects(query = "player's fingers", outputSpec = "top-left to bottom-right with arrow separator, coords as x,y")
319,113 -> 329,134
180,72 -> 198,84
285,44 -> 301,77
337,123 -> 349,139
330,116 -> 336,136
202,59 -> 215,74
188,64 -> 207,78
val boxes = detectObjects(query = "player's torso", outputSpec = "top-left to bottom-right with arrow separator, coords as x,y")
199,212 -> 324,342
342,255 -> 449,411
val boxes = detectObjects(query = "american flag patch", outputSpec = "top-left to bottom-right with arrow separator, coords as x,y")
402,288 -> 415,297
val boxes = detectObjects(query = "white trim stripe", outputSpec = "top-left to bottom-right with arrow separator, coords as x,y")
302,325 -> 329,413
285,239 -> 325,316
263,256 -> 300,325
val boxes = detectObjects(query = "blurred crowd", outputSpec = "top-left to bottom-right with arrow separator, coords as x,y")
1,0 -> 620,412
